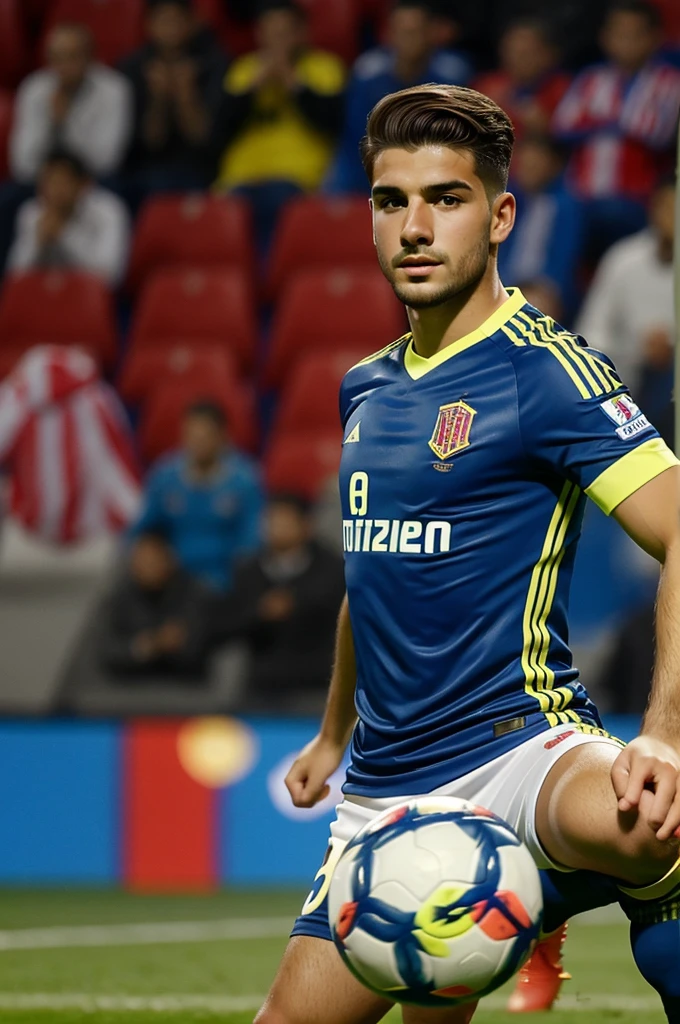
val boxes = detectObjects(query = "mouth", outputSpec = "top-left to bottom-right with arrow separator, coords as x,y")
398,257 -> 443,277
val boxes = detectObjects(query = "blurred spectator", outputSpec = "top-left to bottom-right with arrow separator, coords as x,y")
98,531 -> 215,681
7,151 -> 129,286
214,0 -> 345,251
131,400 -> 262,591
228,494 -> 345,711
474,20 -> 570,140
120,0 -> 228,199
577,175 -> 674,405
516,279 -> 566,324
10,23 -> 132,183
553,0 -> 680,257
326,0 -> 471,194
597,600 -> 654,714
498,134 -> 583,319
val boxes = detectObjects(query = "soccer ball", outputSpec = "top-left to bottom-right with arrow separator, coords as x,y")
328,796 -> 543,1007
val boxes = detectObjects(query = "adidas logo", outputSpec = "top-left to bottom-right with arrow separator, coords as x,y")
344,422 -> 360,444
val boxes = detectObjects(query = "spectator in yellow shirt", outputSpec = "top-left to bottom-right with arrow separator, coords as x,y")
214,0 -> 345,253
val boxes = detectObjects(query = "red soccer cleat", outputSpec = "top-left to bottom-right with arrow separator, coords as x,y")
506,923 -> 571,1013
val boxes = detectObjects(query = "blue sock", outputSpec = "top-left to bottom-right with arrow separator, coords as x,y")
631,919 -> 680,1023
539,868 -> 619,934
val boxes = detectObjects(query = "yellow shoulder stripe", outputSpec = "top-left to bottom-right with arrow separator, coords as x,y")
505,311 -> 622,399
585,438 -> 679,515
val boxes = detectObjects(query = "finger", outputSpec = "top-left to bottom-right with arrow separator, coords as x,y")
647,768 -> 678,834
618,762 -> 648,811
611,755 -> 631,801
293,783 -> 330,809
655,785 -> 680,842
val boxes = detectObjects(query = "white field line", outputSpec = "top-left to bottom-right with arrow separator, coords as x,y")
0,916 -> 293,952
0,993 -> 663,1014
0,905 -> 624,953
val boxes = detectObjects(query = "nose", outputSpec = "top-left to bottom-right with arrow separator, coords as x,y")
400,198 -> 434,249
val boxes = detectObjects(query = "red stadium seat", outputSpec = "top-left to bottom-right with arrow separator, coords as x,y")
119,344 -> 239,405
0,90 -> 13,180
126,193 -> 254,294
130,268 -> 257,374
265,267 -> 406,387
0,271 -> 117,366
298,0 -> 361,64
42,0 -> 144,66
0,0 -> 28,88
264,429 -> 342,500
267,196 -> 375,299
273,349 -> 368,434
138,377 -> 258,463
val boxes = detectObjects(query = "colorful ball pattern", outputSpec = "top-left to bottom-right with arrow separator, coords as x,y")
328,796 -> 543,1007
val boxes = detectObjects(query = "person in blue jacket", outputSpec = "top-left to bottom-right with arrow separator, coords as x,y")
325,0 -> 471,194
131,400 -> 262,591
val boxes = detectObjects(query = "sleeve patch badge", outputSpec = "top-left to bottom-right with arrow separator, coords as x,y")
599,394 -> 652,440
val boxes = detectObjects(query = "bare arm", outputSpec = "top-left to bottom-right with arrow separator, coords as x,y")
610,465 -> 680,838
285,595 -> 357,807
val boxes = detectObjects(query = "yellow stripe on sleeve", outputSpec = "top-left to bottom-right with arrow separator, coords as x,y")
585,438 -> 679,516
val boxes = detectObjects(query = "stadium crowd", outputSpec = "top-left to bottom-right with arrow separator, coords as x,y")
0,0 -> 678,711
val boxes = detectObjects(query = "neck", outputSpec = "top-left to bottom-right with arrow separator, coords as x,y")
408,267 -> 509,359
658,236 -> 673,264
394,54 -> 428,83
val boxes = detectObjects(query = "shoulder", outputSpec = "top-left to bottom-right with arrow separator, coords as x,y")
594,229 -> 656,276
496,302 -> 624,402
352,48 -> 391,81
87,186 -> 128,218
227,450 -> 260,482
340,333 -> 410,417
16,69 -> 52,102
16,197 -> 40,224
225,53 -> 260,91
89,63 -> 129,94
297,49 -> 345,90
147,452 -> 182,483
430,49 -> 471,83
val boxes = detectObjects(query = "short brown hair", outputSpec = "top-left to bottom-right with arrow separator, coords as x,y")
361,84 -> 515,196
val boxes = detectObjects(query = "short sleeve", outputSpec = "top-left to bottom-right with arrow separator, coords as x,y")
514,343 -> 678,515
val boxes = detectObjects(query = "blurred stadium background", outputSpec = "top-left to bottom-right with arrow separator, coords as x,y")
0,0 -> 678,1020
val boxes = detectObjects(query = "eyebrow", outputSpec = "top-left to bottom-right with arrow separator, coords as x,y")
371,179 -> 474,200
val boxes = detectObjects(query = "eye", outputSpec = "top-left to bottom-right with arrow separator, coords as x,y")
380,197 -> 405,210
438,195 -> 461,207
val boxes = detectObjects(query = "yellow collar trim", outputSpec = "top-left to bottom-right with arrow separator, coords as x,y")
403,288 -> 526,380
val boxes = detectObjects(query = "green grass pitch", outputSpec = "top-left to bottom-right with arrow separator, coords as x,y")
0,889 -> 666,1023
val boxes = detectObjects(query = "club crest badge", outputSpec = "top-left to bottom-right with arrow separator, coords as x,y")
428,401 -> 476,460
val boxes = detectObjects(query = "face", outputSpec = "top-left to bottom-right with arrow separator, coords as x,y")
650,185 -> 675,244
601,11 -> 659,72
147,3 -> 193,52
181,414 -> 225,466
388,7 -> 433,65
514,140 -> 561,192
499,25 -> 556,85
266,503 -> 309,553
131,538 -> 174,589
371,146 -> 514,310
39,163 -> 84,211
47,27 -> 91,88
256,9 -> 305,57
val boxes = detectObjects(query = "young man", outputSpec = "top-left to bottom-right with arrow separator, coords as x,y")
256,85 -> 680,1024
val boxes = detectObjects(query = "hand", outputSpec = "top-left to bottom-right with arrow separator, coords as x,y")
132,630 -> 159,661
145,60 -> 172,98
285,734 -> 344,808
171,59 -> 197,99
156,620 -> 187,652
36,207 -> 66,246
611,736 -> 680,841
258,588 -> 294,621
255,52 -> 297,90
642,327 -> 673,370
50,86 -> 72,124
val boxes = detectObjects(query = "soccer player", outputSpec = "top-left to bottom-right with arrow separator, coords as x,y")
255,85 -> 680,1024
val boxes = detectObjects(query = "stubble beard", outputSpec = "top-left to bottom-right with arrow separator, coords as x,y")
378,233 -> 491,310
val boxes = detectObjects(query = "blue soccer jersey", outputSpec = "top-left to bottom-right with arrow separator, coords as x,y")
339,287 -> 678,797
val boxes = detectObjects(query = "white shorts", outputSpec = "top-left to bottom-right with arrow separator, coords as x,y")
293,722 -> 623,939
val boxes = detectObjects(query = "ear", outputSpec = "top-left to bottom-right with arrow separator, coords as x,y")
490,192 -> 516,246
369,197 -> 377,247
